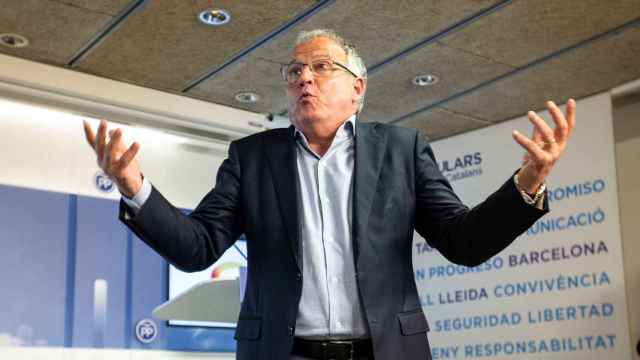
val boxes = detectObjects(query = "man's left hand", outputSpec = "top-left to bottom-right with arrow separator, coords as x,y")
512,99 -> 576,194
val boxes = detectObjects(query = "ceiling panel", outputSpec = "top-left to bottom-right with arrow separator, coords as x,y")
74,0 -> 315,92
187,0 -> 503,115
189,57 -> 288,114
442,23 -> 640,123
358,41 -> 513,123
50,0 -> 132,16
0,0 -> 114,65
440,0 -> 640,67
400,107 -> 491,140
250,0 -> 504,65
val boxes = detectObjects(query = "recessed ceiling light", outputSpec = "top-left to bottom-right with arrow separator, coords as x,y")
198,9 -> 231,26
0,33 -> 29,48
412,74 -> 439,87
234,91 -> 260,103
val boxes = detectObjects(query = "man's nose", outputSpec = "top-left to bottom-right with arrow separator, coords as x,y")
297,65 -> 314,86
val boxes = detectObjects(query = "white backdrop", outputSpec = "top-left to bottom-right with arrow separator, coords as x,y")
0,97 -> 225,209
414,92 -> 632,359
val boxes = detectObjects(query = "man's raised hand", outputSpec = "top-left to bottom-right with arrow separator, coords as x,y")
83,119 -> 143,198
512,99 -> 576,194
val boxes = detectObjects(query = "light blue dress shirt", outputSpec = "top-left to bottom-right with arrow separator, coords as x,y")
292,115 -> 369,339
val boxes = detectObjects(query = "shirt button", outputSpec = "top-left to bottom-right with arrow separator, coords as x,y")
296,272 -> 302,280
288,326 -> 294,336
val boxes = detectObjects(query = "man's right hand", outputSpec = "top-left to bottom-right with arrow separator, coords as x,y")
83,119 -> 143,198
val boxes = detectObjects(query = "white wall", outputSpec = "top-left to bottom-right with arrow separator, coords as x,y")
613,96 -> 640,358
0,97 -> 226,209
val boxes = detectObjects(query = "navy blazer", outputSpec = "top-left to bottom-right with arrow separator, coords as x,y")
120,122 -> 548,359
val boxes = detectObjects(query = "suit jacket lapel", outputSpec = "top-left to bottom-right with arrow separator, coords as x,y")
266,126 -> 302,272
353,122 -> 387,263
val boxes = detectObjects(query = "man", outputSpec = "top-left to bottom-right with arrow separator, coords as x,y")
84,29 -> 575,360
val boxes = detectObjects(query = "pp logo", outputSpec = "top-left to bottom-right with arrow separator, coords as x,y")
135,319 -> 157,344
94,171 -> 114,193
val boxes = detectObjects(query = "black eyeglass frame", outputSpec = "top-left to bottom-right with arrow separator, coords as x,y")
280,59 -> 358,83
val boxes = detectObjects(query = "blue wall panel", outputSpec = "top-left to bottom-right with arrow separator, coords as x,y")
0,185 -> 69,346
72,196 -> 128,348
129,232 -> 168,349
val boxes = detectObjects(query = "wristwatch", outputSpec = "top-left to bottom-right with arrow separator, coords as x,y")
514,172 -> 546,205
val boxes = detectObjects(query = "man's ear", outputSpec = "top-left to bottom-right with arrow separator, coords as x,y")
353,77 -> 366,103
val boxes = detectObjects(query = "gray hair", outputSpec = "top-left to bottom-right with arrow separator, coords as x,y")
295,29 -> 367,113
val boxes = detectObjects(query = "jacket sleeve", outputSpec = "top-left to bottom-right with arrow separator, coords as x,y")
119,141 -> 244,272
413,131 -> 548,267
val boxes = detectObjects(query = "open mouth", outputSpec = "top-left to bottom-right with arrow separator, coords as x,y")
299,93 -> 314,101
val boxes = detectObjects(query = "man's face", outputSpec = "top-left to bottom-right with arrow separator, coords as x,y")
286,37 -> 364,130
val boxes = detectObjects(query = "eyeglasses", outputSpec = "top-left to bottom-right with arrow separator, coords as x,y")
280,59 -> 358,83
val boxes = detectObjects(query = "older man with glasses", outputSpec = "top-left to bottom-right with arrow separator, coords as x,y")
84,29 -> 575,360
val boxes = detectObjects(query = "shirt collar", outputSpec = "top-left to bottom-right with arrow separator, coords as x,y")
293,114 -> 357,143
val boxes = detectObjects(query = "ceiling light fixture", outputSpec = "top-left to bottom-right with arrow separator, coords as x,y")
234,92 -> 260,103
412,74 -> 439,87
0,33 -> 29,48
198,9 -> 231,26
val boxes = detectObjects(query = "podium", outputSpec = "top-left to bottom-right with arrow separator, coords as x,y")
153,267 -> 247,325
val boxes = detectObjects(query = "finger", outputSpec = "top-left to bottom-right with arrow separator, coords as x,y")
83,120 -> 96,149
566,98 -> 576,131
531,122 -> 543,144
96,120 -> 108,163
527,111 -> 555,144
513,130 -> 547,161
107,129 -> 119,144
104,128 -> 123,169
116,142 -> 140,171
546,100 -> 569,142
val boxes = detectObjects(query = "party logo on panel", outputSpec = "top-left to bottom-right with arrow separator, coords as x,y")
135,319 -> 157,344
94,171 -> 115,193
